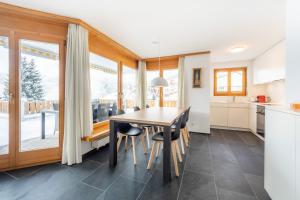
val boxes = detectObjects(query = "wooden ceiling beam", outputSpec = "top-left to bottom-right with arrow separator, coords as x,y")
143,50 -> 210,62
0,2 -> 141,61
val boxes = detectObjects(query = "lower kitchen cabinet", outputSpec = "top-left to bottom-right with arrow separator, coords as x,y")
228,107 -> 249,128
210,107 -> 228,127
296,116 -> 300,200
265,108 -> 296,200
210,102 -> 249,129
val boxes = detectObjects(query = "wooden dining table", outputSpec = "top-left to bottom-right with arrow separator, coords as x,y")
109,107 -> 188,182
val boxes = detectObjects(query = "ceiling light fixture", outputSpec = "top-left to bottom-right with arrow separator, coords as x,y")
151,41 -> 168,88
229,46 -> 247,53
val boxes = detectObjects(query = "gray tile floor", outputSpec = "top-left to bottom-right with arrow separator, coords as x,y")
0,129 -> 271,200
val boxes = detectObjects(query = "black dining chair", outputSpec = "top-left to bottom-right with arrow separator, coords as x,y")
171,107 -> 191,155
116,109 -> 146,165
147,113 -> 184,177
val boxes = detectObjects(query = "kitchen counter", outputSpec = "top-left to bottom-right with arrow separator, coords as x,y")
265,105 -> 300,116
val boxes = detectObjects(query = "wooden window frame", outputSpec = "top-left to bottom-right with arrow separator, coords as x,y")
146,67 -> 179,107
214,67 -> 247,96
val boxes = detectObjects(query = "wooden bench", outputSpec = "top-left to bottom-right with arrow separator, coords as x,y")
81,121 -> 109,142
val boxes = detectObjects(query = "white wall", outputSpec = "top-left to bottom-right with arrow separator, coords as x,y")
286,0 -> 300,104
184,54 -> 210,134
266,80 -> 286,105
210,60 -> 267,102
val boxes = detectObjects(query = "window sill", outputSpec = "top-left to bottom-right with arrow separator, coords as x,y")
81,120 -> 109,142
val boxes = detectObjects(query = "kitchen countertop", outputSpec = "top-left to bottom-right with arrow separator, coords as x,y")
265,105 -> 300,116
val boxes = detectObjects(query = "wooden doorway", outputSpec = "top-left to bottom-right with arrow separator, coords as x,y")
0,30 -> 65,170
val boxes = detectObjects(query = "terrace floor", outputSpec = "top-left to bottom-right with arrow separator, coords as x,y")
0,113 -> 58,154
0,129 -> 270,200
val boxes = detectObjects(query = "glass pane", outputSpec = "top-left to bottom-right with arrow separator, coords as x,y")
0,36 -> 9,155
216,71 -> 228,92
146,70 -> 159,107
90,53 -> 118,123
20,39 -> 59,152
163,69 -> 178,107
122,65 -> 136,112
231,70 -> 243,92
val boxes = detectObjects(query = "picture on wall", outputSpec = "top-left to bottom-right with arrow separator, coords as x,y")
193,68 -> 201,88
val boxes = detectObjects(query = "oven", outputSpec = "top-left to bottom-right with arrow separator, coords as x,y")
257,105 -> 265,138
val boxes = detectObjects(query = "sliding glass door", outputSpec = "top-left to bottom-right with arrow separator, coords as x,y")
0,31 -> 64,170
15,34 -> 64,166
0,33 -> 12,169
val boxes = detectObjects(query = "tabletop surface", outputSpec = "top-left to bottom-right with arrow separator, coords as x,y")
109,107 -> 188,126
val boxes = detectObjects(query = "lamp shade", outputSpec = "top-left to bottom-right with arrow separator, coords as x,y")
151,77 -> 169,87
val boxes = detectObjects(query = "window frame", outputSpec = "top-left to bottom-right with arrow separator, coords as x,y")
146,65 -> 178,107
214,67 -> 247,96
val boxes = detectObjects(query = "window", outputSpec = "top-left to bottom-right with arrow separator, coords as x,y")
214,67 -> 247,96
163,69 -> 178,107
146,70 -> 159,107
0,36 -> 9,155
122,65 -> 136,112
19,39 -> 60,152
90,52 -> 118,123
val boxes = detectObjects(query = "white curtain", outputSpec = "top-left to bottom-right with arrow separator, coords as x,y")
177,56 -> 185,108
62,24 -> 92,165
136,60 -> 147,109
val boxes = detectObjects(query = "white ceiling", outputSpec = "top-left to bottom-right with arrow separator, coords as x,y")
1,0 -> 286,62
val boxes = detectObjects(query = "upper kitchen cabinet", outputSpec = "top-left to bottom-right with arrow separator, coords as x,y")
253,40 -> 286,85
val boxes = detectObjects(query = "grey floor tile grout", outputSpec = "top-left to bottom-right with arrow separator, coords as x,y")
176,144 -> 189,200
207,134 -> 220,200
220,130 -> 260,200
119,174 -> 149,184
81,181 -> 105,192
135,168 -> 154,200
4,171 -> 18,180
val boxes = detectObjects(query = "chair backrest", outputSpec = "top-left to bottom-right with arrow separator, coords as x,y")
133,106 -> 140,112
173,113 -> 184,139
186,107 -> 191,122
180,110 -> 189,128
116,109 -> 131,132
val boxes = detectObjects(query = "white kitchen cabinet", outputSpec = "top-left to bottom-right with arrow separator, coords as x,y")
249,104 -> 257,133
228,107 -> 249,128
210,107 -> 228,127
296,116 -> 300,200
265,109 -> 296,200
210,102 -> 249,129
253,40 -> 286,85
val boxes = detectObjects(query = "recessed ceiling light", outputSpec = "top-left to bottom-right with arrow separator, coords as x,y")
229,46 -> 247,53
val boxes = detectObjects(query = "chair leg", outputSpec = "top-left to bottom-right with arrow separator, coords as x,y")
182,129 -> 189,147
147,141 -> 157,169
125,135 -> 128,151
117,134 -> 123,152
180,132 -> 185,155
185,127 -> 190,140
175,140 -> 182,162
171,142 -> 179,177
131,137 -> 137,165
156,142 -> 161,158
141,135 -> 147,154
145,127 -> 150,149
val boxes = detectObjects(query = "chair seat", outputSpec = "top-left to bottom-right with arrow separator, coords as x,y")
152,131 -> 179,141
119,127 -> 143,136
171,124 -> 186,129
